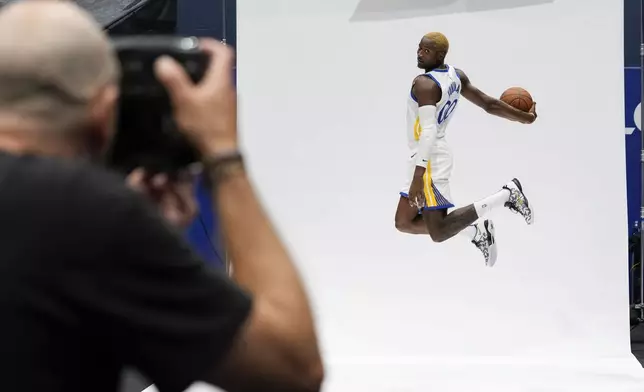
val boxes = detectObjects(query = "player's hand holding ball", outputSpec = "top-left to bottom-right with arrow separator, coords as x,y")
501,87 -> 537,124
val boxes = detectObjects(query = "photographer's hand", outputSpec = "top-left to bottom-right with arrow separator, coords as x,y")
126,168 -> 198,229
154,39 -> 237,156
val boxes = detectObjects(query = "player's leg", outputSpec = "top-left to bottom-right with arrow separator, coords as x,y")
395,154 -> 430,234
394,193 -> 480,240
467,178 -> 533,225
422,208 -> 498,265
422,178 -> 529,241
421,180 -> 499,266
421,177 -> 532,264
421,204 -> 477,243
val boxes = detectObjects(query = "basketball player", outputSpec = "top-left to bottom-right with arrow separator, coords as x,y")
394,32 -> 537,267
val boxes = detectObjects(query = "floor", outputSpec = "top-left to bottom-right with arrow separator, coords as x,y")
117,325 -> 644,392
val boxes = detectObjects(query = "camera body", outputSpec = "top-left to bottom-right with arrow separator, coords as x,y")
106,36 -> 209,174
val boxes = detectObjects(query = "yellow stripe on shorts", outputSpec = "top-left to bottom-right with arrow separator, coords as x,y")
422,160 -> 437,207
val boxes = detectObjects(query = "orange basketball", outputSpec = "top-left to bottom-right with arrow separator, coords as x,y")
500,87 -> 533,112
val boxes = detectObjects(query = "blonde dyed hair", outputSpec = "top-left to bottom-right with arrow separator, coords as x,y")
423,32 -> 449,55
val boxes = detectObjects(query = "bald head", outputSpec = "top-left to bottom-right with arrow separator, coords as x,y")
0,0 -> 119,127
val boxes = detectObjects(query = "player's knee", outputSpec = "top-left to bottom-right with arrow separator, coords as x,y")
426,226 -> 447,243
394,217 -> 411,233
428,231 -> 446,243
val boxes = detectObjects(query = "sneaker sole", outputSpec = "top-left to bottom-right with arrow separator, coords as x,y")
485,220 -> 498,267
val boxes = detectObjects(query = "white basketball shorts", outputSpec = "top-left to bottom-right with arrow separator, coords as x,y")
400,141 -> 454,211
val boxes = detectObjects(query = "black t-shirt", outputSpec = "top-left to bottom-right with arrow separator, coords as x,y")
0,152 -> 252,392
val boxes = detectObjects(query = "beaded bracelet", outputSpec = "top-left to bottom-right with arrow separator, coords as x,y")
203,151 -> 245,183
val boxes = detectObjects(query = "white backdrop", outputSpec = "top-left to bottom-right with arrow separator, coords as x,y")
236,0 -> 644,390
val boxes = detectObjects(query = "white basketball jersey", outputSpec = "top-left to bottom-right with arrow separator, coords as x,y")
406,64 -> 462,150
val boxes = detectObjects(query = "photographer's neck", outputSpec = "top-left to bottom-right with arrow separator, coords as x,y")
0,115 -> 80,158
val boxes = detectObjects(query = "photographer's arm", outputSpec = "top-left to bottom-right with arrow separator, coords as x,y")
152,39 -> 324,392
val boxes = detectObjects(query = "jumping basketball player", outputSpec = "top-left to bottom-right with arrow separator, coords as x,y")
394,32 -> 537,267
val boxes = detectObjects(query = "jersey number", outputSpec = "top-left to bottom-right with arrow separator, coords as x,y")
437,99 -> 459,125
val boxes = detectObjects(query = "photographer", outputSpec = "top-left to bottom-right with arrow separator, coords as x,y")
0,2 -> 323,392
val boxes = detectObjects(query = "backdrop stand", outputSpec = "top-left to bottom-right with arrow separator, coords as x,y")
637,0 -> 644,323
222,0 -> 228,45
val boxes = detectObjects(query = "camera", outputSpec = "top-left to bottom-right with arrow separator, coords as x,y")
106,35 -> 209,174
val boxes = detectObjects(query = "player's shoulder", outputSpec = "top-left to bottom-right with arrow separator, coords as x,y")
453,67 -> 468,81
412,73 -> 440,90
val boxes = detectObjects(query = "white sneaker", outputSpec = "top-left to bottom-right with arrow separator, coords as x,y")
471,219 -> 498,267
503,178 -> 534,225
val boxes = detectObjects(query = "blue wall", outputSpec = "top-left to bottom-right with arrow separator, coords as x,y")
180,0 -> 236,269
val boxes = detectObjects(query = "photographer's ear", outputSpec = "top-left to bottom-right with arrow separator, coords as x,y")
83,83 -> 119,156
89,83 -> 118,136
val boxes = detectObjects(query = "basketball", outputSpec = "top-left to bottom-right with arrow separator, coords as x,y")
500,87 -> 533,112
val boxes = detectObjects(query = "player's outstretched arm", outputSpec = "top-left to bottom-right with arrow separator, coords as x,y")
456,69 -> 536,124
